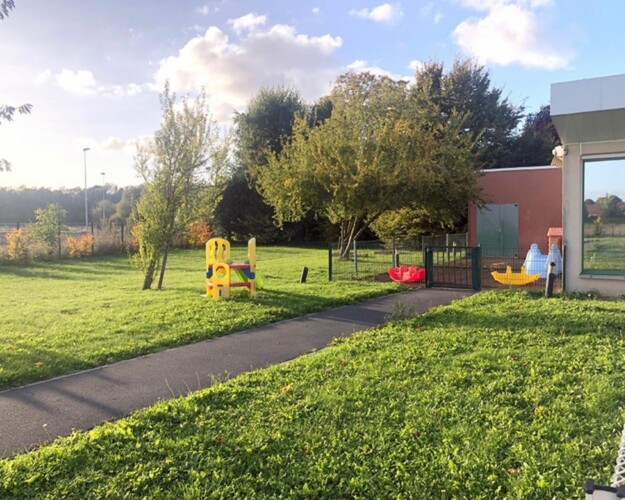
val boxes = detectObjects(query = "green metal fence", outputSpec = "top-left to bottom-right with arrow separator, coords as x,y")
328,233 -> 468,281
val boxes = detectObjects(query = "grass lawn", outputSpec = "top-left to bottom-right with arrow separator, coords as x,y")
0,246 -> 401,390
2,290 -> 625,497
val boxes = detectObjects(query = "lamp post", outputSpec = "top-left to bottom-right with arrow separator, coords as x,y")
101,172 -> 106,220
83,147 -> 90,229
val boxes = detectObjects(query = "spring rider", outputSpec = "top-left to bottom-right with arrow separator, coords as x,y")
206,237 -> 256,299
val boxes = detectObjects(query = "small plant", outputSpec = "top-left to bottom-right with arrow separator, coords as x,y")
30,203 -> 67,256
385,300 -> 416,321
593,217 -> 604,237
67,233 -> 94,257
6,228 -> 28,261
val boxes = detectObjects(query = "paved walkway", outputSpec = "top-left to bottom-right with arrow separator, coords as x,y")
0,288 -> 473,458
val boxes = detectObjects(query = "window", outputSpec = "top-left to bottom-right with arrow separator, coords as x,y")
582,157 -> 625,274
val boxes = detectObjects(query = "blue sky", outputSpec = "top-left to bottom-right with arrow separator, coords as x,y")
1,0 -> 624,189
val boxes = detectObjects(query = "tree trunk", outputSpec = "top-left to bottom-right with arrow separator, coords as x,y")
338,214 -> 381,260
157,243 -> 170,290
142,258 -> 157,290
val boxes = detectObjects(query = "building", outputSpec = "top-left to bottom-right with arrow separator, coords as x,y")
468,166 -> 562,256
551,73 -> 625,296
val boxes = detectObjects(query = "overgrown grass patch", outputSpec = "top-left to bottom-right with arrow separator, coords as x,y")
0,246 -> 401,389
2,290 -> 625,497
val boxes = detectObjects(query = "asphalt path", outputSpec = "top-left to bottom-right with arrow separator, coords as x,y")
0,288 -> 473,458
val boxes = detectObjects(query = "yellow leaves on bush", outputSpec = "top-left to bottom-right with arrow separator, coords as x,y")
67,233 -> 94,257
6,228 -> 28,261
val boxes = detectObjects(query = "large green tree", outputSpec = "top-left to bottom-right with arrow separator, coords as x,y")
215,86 -> 308,242
504,105 -> 561,167
412,58 -> 523,169
132,84 -> 226,290
258,72 -> 480,258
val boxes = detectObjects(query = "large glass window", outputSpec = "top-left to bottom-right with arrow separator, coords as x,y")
583,157 -> 625,274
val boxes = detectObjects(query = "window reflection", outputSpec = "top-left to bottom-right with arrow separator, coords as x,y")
583,158 -> 625,274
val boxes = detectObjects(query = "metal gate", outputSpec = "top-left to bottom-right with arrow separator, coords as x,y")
425,246 -> 482,290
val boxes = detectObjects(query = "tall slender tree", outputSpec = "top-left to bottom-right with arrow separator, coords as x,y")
132,84 -> 225,290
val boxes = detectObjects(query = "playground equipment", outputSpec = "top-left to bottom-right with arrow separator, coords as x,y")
491,266 -> 541,286
523,243 -> 548,279
388,265 -> 425,284
586,421 -> 625,498
206,237 -> 256,299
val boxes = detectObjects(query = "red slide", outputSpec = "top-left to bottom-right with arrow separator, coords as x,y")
388,265 -> 425,283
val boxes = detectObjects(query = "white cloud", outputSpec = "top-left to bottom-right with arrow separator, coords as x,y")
312,7 -> 320,14
34,69 -> 52,85
453,0 -> 572,69
100,136 -> 126,151
227,13 -> 267,34
347,60 -> 412,81
49,68 -> 146,97
100,135 -> 152,153
419,3 -> 433,17
55,69 -> 97,95
434,12 -> 444,24
155,23 -> 343,121
350,3 -> 403,23
196,6 -> 212,15
407,59 -> 423,72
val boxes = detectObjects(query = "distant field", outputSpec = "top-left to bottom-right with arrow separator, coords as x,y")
0,246 -> 401,389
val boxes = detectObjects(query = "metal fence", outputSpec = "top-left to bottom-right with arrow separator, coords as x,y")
329,233 -> 468,281
0,223 -> 132,260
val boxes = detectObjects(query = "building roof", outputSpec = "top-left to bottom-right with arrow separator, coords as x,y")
551,73 -> 625,144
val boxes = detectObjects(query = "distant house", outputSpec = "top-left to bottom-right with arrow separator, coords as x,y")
584,202 -> 602,219
467,166 -> 562,256
551,73 -> 625,296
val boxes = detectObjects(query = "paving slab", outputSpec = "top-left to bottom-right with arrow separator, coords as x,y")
0,288 -> 473,458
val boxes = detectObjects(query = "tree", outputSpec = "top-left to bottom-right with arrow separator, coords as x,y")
234,86 -> 306,178
504,105 -> 561,167
30,203 -> 67,256
596,194 -> 623,219
412,59 -> 523,169
1,0 -> 33,172
258,72 -> 480,259
132,84 -> 224,290
215,86 -> 309,243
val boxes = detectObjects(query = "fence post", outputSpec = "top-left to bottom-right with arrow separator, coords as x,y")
471,246 -> 482,291
328,243 -> 333,282
392,238 -> 397,267
425,246 -> 433,288
562,244 -> 566,293
57,222 -> 61,259
90,223 -> 95,255
353,240 -> 358,279
120,221 -> 125,248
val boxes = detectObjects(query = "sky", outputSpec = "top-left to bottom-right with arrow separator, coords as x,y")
1,0 -> 624,190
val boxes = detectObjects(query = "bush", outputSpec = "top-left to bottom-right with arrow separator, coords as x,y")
6,228 -> 28,261
186,222 -> 212,247
67,234 -> 94,257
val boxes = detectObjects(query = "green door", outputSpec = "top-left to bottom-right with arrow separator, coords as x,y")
476,204 -> 519,257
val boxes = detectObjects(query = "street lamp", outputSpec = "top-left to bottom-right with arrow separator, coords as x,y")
83,147 -> 90,229
101,172 -> 106,220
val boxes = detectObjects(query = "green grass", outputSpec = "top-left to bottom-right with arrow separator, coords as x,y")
584,235 -> 625,273
2,290 -> 625,498
0,246 -> 401,390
